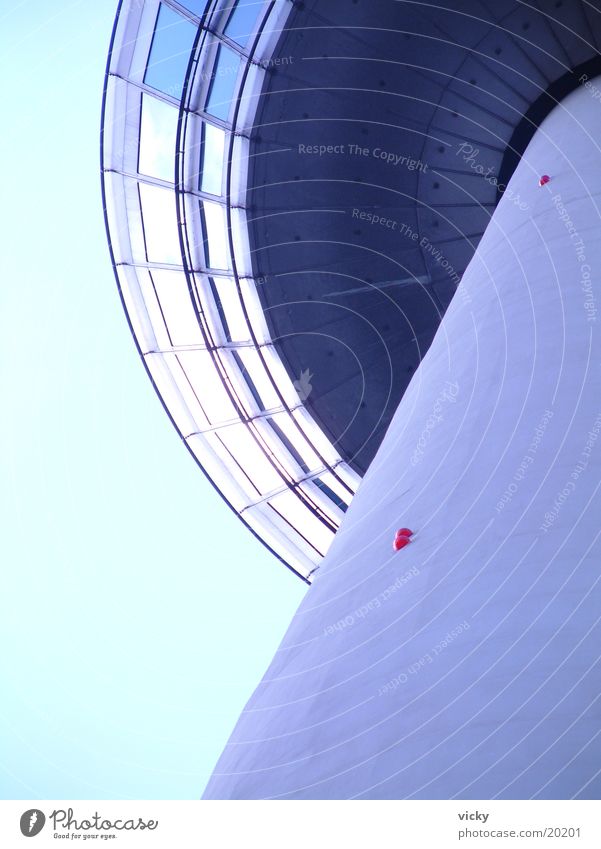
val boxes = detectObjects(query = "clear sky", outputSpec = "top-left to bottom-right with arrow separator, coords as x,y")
0,0 -> 305,799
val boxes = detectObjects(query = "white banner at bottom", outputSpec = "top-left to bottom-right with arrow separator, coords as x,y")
0,800 -> 599,848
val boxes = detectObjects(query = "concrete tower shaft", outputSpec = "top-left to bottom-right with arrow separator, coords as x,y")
203,81 -> 601,799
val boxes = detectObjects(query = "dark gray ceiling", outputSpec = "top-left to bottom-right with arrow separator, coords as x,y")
248,0 -> 601,473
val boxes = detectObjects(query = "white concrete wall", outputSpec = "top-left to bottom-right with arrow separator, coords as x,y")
203,80 -> 601,800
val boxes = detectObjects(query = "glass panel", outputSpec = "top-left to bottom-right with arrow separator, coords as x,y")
269,412 -> 321,471
267,418 -> 310,475
134,267 -> 171,350
207,276 -> 230,341
242,507 -> 315,578
179,0 -> 210,16
209,277 -> 250,342
317,469 -> 354,501
138,94 -> 178,181
339,464 -> 361,490
165,354 -> 210,430
144,4 -> 196,100
313,477 -> 348,512
150,270 -> 204,346
224,0 -> 262,47
185,433 -> 248,511
176,350 -> 237,424
217,423 -> 282,494
235,347 -> 280,410
139,182 -> 181,265
205,44 -> 240,120
200,200 -> 230,269
200,122 -> 226,195
261,345 -> 299,404
268,491 -> 334,553
144,353 -> 199,435
293,407 -> 340,466
229,206 -> 252,277
231,350 -> 265,411
239,277 -> 269,344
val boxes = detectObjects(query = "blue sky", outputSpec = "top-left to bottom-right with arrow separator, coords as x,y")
0,0 -> 305,799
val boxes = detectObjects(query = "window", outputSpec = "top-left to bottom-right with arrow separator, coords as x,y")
268,490 -> 333,554
232,350 -> 265,410
200,200 -> 230,269
268,419 -> 310,474
150,270 -> 203,346
200,122 -> 226,195
224,0 -> 262,47
208,276 -> 231,340
176,350 -> 237,424
144,4 -> 197,100
205,44 -> 240,120
208,276 -> 249,341
269,412 -> 321,470
217,423 -> 282,494
235,348 -> 280,409
139,182 -> 181,265
138,94 -> 179,181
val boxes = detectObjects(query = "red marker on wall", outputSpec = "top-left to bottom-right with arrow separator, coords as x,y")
539,175 -> 550,186
393,535 -> 411,551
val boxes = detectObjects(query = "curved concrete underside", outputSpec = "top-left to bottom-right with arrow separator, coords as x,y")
204,81 -> 601,799
250,0 -> 601,472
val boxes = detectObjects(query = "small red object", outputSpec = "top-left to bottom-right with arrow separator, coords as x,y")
393,536 -> 411,551
539,175 -> 550,186
396,528 -> 414,538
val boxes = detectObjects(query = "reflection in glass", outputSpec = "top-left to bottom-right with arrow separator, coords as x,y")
224,0 -> 262,47
200,123 -> 226,195
205,45 -> 239,120
138,94 -> 179,181
144,4 -> 196,99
